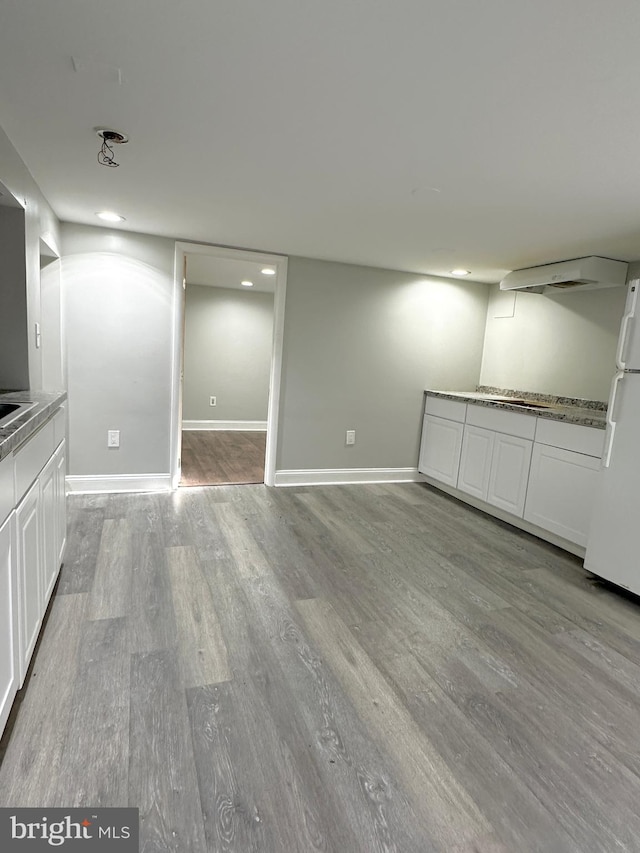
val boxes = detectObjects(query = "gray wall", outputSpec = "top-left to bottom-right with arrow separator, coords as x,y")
479,285 -> 627,401
60,233 -> 489,479
56,225 -> 632,479
183,284 -> 273,421
0,125 -> 61,391
62,223 -> 176,476
277,257 -> 490,471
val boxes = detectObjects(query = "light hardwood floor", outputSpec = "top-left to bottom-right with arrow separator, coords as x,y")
180,430 -> 266,487
2,481 -> 640,851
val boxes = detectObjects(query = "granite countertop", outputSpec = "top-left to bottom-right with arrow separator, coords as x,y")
425,386 -> 607,429
0,390 -> 67,461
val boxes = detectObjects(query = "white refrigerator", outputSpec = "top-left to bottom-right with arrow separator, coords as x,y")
585,279 -> 640,594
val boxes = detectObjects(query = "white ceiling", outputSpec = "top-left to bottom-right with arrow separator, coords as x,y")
1,0 -> 640,284
186,254 -> 276,293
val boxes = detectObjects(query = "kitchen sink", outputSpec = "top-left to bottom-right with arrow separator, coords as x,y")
501,399 -> 555,409
0,401 -> 35,429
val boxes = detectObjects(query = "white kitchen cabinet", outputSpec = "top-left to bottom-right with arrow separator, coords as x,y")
0,452 -> 14,526
0,511 -> 18,736
418,414 -> 464,486
419,393 -> 604,555
0,400 -> 67,736
458,425 -> 494,500
11,407 -> 66,689
524,443 -> 601,547
55,441 -> 67,565
458,420 -> 532,517
40,451 -> 58,609
15,479 -> 41,684
487,432 -> 533,517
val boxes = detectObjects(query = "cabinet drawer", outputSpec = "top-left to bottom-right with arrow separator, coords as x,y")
425,395 -> 467,422
0,454 -> 14,527
534,418 -> 605,458
53,406 -> 66,448
466,404 -> 537,439
14,418 -> 55,503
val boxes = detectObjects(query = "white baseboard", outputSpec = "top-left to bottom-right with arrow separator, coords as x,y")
66,468 -> 420,493
182,420 -> 267,431
274,467 -> 420,487
66,474 -> 172,494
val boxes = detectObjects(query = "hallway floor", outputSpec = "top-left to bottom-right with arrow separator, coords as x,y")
180,429 -> 266,486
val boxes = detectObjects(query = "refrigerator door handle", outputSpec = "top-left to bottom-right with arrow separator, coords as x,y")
616,282 -> 638,370
603,370 -> 624,468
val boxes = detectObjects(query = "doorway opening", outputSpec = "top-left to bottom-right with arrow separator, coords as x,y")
170,243 -> 287,489
180,429 -> 267,487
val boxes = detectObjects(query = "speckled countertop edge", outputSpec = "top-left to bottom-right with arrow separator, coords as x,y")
0,390 -> 67,461
425,387 -> 607,429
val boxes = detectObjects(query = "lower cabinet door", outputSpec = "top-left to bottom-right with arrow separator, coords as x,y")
524,443 -> 601,546
418,415 -> 464,486
487,433 -> 533,517
0,512 -> 18,735
458,426 -> 494,499
55,442 -> 67,565
16,480 -> 42,686
40,453 -> 58,608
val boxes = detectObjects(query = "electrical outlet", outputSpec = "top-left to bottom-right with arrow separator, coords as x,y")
209,396 -> 217,407
346,429 -> 356,445
107,429 -> 120,448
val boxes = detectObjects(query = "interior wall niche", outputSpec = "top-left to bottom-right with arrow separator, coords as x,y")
39,234 -> 63,391
0,183 -> 28,390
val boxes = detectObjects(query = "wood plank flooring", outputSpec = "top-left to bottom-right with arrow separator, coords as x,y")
180,430 -> 266,486
3,481 -> 640,851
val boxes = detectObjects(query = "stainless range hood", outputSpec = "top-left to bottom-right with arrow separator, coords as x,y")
499,256 -> 628,294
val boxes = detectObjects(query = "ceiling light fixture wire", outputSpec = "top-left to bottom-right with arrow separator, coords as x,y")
95,128 -> 128,168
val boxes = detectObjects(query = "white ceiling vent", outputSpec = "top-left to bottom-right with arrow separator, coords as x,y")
500,256 -> 628,294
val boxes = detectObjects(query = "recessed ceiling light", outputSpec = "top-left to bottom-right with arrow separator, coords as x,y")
96,210 -> 125,223
261,268 -> 276,276
451,268 -> 471,277
241,280 -> 254,287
